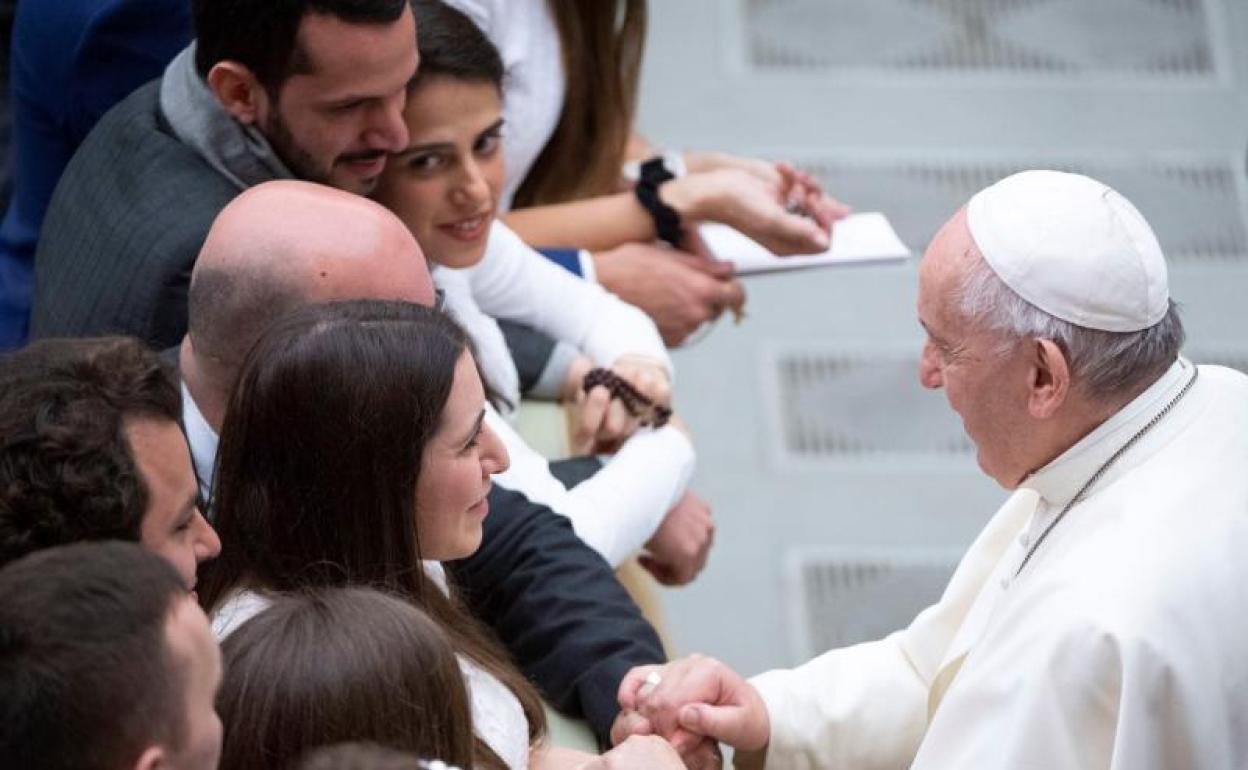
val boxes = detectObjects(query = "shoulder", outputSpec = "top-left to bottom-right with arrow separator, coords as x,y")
210,589 -> 273,641
45,81 -> 235,234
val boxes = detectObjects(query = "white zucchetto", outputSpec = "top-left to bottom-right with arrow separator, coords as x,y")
966,170 -> 1169,333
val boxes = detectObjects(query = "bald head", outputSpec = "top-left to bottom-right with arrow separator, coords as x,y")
186,181 -> 435,385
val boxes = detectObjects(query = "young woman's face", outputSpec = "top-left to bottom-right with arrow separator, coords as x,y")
414,351 -> 509,560
374,76 -> 505,269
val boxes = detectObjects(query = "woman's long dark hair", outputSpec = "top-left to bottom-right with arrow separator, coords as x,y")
513,0 -> 647,207
198,300 -> 544,770
409,0 -> 504,89
217,587 -> 475,770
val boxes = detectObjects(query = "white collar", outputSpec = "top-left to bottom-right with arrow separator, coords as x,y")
1021,358 -> 1193,507
181,379 -> 220,502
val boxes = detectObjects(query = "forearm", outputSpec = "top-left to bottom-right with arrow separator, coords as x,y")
503,194 -> 656,251
748,634 -> 929,770
488,403 -> 693,566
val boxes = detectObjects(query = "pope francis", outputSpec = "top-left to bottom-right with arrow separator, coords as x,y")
608,170 -> 1248,770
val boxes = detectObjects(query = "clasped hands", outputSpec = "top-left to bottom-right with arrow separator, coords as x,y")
600,655 -> 771,769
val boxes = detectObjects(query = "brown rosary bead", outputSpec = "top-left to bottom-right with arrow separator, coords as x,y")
582,367 -> 672,428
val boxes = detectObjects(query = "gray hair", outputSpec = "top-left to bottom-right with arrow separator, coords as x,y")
958,254 -> 1184,401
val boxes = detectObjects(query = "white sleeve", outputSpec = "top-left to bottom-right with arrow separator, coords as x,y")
746,490 -> 1044,770
464,222 -> 672,378
485,405 -> 694,566
746,633 -> 930,770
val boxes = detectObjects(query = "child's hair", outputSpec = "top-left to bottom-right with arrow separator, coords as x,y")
217,587 -> 476,770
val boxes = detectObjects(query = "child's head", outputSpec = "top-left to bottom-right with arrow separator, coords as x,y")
217,587 -> 475,770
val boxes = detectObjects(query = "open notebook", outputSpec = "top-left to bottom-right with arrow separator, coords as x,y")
701,212 -> 912,275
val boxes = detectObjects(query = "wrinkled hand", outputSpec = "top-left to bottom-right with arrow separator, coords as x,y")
577,736 -> 691,770
640,491 -> 714,586
616,656 -> 771,754
565,356 -> 673,455
592,243 -> 746,347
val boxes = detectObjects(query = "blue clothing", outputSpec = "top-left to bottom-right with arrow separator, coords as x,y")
538,246 -> 584,276
0,0 -> 191,348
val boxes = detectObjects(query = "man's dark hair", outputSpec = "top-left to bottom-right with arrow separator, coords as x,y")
0,337 -> 181,568
193,0 -> 408,95
0,541 -> 189,770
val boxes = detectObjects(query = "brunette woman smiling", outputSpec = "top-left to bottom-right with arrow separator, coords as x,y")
198,300 -> 592,770
371,0 -> 700,575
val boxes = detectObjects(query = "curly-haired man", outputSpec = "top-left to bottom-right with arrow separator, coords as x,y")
0,336 -> 220,589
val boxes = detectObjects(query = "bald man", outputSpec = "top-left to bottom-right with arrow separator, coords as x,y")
179,182 -> 433,435
177,180 -> 667,743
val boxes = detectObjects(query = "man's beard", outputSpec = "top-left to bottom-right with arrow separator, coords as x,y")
263,109 -> 332,187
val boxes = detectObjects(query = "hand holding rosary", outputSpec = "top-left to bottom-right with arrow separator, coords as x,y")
581,367 -> 673,428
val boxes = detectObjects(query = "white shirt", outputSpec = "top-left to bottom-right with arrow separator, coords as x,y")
181,380 -> 218,504
434,221 -> 690,565
435,220 -> 671,412
749,360 -> 1248,770
487,403 -> 695,567
442,0 -> 564,210
211,562 -> 531,770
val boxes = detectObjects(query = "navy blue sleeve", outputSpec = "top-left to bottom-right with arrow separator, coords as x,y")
538,247 -> 584,276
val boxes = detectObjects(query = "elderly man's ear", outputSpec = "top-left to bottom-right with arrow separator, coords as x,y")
1027,338 -> 1071,419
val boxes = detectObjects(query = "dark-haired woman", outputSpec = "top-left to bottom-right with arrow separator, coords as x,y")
218,588 -> 475,770
443,0 -> 847,260
372,0 -> 699,572
199,301 -> 591,770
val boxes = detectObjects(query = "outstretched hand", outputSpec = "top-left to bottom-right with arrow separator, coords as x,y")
661,164 -> 850,257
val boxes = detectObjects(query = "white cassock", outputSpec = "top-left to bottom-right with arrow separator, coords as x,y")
745,359 -> 1248,769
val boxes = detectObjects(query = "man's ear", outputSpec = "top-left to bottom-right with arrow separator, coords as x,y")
132,746 -> 167,770
205,61 -> 268,125
1028,338 -> 1070,419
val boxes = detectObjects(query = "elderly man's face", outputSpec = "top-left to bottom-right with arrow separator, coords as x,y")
917,210 -> 1034,488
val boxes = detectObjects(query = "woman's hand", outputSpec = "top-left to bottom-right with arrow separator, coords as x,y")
683,150 -> 782,187
660,167 -> 847,257
565,356 -> 674,455
577,735 -> 694,770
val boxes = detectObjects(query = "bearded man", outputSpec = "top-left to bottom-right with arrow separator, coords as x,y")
611,170 -> 1248,770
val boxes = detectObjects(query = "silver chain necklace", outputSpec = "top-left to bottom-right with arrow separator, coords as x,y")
1014,366 -> 1200,577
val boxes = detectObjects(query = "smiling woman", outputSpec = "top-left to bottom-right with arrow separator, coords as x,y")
369,0 -> 697,579
197,300 -> 549,770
